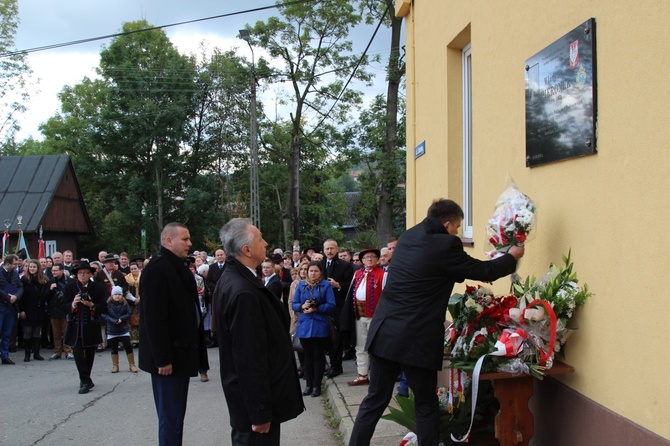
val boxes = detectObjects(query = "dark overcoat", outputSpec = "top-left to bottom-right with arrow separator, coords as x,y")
62,279 -> 108,347
321,257 -> 354,322
138,247 -> 205,377
215,258 -> 304,431
366,216 -> 518,371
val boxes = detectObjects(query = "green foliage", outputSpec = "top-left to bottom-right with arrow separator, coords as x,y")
382,384 -> 498,445
249,0 -> 374,243
345,94 -> 406,238
382,390 -> 416,434
0,0 -> 33,146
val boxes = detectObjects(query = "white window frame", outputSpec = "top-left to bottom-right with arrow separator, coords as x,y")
462,44 -> 473,239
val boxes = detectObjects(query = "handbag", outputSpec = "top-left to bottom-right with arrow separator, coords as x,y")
129,313 -> 140,327
291,332 -> 303,352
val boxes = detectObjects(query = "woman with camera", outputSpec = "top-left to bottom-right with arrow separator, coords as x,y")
291,261 -> 336,397
62,261 -> 107,394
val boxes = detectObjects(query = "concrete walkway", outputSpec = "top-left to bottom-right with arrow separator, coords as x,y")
324,358 -> 409,446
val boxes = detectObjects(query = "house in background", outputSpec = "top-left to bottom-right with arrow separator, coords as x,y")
0,155 -> 92,258
396,0 -> 669,445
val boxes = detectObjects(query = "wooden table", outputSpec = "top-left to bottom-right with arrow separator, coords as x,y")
479,361 -> 574,446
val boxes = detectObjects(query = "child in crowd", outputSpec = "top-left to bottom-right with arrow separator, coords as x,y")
103,286 -> 138,373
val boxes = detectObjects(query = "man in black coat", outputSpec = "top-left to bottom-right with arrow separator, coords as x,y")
215,218 -> 304,446
0,255 -> 23,364
322,239 -> 354,377
139,223 -> 207,446
205,249 -> 227,294
349,199 -> 525,446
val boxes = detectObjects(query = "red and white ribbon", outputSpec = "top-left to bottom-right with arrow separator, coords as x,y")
451,328 -> 529,443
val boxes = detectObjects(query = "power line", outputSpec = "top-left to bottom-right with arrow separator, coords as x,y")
0,0 -> 321,58
306,2 -> 390,137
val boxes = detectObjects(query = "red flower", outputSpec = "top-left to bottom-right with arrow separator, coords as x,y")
474,334 -> 486,344
514,231 -> 526,243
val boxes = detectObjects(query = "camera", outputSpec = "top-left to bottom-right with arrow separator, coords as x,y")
308,298 -> 319,309
80,292 -> 90,301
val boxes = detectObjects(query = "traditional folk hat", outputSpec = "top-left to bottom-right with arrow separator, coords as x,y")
72,261 -> 96,274
359,248 -> 381,260
103,253 -> 119,263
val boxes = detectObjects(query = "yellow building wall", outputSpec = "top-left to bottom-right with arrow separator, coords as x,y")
399,0 -> 670,439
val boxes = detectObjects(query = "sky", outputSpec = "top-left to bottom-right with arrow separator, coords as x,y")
12,0 -> 393,141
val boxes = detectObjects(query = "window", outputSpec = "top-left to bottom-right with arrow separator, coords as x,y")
462,44 -> 473,239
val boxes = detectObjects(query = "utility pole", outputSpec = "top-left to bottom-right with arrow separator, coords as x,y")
239,29 -> 260,229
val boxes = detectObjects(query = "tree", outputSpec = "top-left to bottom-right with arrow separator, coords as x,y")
248,0 -> 374,244
350,94 -> 406,244
98,20 -> 198,233
41,21 -> 200,254
0,0 -> 33,148
189,46 -> 266,225
359,0 -> 406,244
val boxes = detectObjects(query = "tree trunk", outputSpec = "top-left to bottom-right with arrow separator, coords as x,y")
376,1 -> 404,245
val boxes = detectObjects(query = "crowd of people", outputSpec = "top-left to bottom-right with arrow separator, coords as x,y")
0,198 -> 526,446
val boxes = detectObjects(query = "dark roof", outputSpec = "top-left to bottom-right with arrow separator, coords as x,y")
0,155 -> 87,232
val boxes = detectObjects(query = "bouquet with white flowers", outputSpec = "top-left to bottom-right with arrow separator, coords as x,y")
486,179 -> 537,259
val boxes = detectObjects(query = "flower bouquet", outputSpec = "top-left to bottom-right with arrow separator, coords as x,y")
444,252 -> 591,442
486,179 -> 537,259
509,250 -> 592,360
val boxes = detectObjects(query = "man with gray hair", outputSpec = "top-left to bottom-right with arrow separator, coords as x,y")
215,218 -> 304,446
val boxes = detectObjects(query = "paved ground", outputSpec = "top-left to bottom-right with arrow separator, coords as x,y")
325,358 -> 408,446
0,347 -> 343,446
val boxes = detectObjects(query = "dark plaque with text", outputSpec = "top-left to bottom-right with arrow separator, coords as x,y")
525,18 -> 597,167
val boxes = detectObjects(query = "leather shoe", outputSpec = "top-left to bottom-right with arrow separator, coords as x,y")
2,357 -> 15,365
326,368 -> 342,378
200,373 -> 209,382
302,387 -> 313,396
78,382 -> 93,394
311,388 -> 321,397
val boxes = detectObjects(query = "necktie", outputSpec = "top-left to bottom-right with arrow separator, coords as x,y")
326,260 -> 333,277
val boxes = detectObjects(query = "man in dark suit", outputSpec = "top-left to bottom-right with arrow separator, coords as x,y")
261,258 -> 283,299
139,223 -> 207,446
215,218 -> 304,446
205,249 -> 227,295
322,239 -> 354,378
205,249 -> 227,348
349,199 -> 525,446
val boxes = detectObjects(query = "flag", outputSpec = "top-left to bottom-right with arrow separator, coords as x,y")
2,229 -> 8,257
38,226 -> 45,259
15,229 -> 29,259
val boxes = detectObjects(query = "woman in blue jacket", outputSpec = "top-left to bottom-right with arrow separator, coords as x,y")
292,261 -> 335,397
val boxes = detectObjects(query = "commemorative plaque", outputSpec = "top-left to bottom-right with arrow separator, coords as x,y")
525,18 -> 597,167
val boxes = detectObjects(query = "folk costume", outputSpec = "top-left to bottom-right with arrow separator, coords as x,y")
341,262 -> 386,385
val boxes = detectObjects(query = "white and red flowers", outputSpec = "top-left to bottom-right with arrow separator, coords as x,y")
486,179 -> 537,259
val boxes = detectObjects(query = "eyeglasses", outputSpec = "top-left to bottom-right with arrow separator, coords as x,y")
362,255 -> 378,260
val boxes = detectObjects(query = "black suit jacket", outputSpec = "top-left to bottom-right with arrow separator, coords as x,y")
264,274 -> 282,300
215,259 -> 304,430
322,257 -> 354,314
139,247 -> 205,377
206,262 -> 226,294
366,216 -> 518,371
